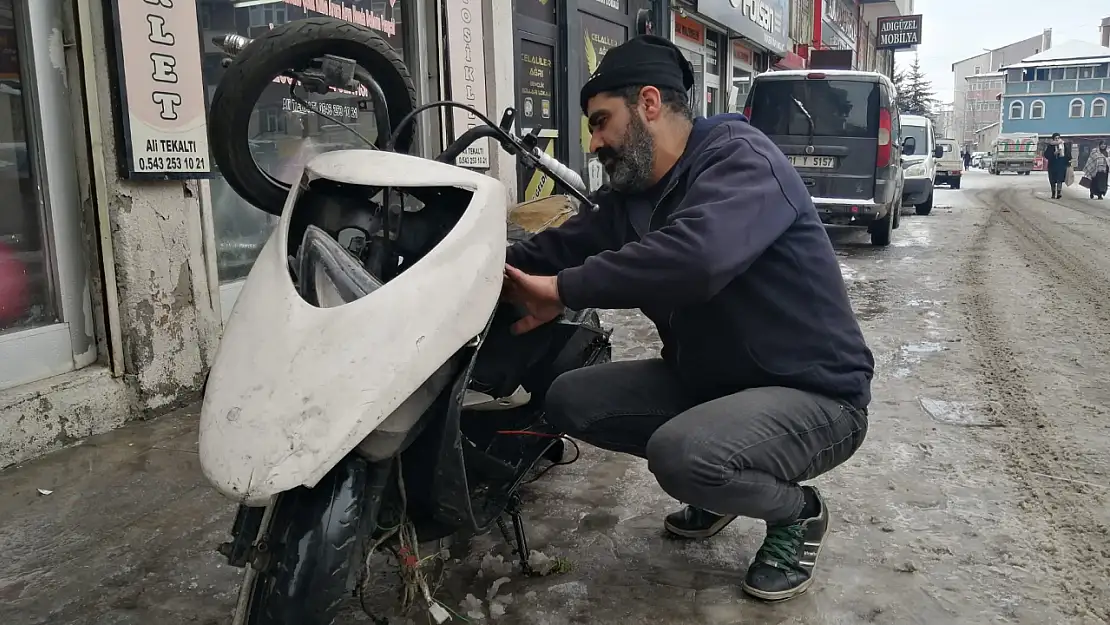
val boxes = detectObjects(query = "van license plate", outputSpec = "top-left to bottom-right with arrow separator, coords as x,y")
789,155 -> 837,169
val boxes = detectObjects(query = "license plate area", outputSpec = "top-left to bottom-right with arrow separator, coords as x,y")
789,155 -> 838,169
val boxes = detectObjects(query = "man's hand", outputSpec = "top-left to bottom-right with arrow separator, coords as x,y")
502,264 -> 563,334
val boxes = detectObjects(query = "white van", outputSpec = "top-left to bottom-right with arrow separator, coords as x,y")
900,114 -> 943,215
934,138 -> 963,189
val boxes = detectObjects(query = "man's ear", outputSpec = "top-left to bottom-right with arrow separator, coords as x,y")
640,86 -> 664,121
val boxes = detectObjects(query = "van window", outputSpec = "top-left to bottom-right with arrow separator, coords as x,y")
903,124 -> 927,152
748,79 -> 879,138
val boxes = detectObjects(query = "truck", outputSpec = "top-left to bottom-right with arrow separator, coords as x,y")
989,133 -> 1039,175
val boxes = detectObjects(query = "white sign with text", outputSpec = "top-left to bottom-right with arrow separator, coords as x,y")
444,0 -> 489,169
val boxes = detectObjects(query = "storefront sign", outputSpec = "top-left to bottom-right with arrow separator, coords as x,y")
822,0 -> 858,49
674,15 -> 705,45
579,12 -> 625,191
108,0 -> 212,179
694,0 -> 789,55
733,41 -> 753,67
444,0 -> 489,169
518,40 -> 558,200
876,14 -> 923,50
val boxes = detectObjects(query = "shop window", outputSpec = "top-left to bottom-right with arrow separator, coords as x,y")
705,30 -> 721,77
1030,100 -> 1044,119
248,3 -> 288,28
0,0 -> 94,389
1069,99 -> 1084,118
202,0 -> 410,284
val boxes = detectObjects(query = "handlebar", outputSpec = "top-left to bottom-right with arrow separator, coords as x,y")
531,147 -> 587,196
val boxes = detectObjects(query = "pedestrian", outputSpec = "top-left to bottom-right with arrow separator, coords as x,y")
1083,140 -> 1109,200
962,150 -> 972,171
1044,132 -> 1072,199
501,35 -> 872,603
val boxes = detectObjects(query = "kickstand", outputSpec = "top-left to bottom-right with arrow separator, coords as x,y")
496,494 -> 533,575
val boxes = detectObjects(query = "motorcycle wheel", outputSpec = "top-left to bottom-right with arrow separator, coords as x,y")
237,454 -> 371,625
209,17 -> 417,216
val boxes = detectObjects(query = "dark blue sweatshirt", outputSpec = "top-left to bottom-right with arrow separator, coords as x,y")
506,114 -> 874,409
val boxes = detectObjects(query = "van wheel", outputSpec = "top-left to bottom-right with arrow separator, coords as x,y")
869,210 -> 893,246
916,193 -> 933,216
892,200 -> 901,229
951,178 -> 961,189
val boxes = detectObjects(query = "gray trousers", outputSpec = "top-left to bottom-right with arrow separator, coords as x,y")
544,359 -> 869,525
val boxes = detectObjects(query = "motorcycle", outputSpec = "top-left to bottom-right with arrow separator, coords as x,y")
200,17 -> 613,625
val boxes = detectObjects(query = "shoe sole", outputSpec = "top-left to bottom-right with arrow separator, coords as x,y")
741,510 -> 831,602
663,514 -> 738,539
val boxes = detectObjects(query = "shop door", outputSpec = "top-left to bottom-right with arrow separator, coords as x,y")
513,1 -> 563,202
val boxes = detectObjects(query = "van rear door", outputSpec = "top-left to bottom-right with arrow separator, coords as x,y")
746,76 -> 880,201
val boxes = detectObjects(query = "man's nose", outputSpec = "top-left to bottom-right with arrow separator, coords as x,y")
589,131 -> 605,155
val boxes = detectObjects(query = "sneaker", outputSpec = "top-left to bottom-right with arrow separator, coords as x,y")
663,506 -> 738,539
741,486 -> 829,602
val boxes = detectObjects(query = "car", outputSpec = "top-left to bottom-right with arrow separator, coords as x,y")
900,115 -> 944,215
934,138 -> 963,189
744,69 -> 903,246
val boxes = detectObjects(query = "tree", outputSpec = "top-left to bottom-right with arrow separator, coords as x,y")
897,54 -> 937,121
892,69 -> 911,112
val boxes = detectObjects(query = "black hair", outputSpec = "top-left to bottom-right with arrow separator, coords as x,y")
1052,132 -> 1061,138
610,85 -> 695,121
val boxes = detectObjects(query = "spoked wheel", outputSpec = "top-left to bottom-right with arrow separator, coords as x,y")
235,455 -> 375,625
208,17 -> 418,216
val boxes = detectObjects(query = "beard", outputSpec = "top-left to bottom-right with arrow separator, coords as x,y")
596,111 -> 655,193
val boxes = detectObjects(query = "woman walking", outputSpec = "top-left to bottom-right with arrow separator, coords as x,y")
1044,133 -> 1072,199
1083,141 -> 1109,200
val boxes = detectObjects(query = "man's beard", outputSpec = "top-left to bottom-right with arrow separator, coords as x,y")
597,112 -> 655,193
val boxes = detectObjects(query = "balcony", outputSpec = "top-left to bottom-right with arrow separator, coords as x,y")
1005,78 -> 1110,95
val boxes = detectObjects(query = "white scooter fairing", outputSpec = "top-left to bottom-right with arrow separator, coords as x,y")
199,149 -> 508,506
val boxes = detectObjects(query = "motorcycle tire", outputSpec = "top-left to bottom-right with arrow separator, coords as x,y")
209,17 -> 418,216
239,454 -> 371,625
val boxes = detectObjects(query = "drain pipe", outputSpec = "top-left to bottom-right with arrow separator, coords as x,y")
74,0 -> 124,377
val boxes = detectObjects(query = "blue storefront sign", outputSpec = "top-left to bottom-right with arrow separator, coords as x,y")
695,0 -> 790,55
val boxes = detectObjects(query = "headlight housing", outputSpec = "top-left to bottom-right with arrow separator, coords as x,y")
905,163 -> 926,177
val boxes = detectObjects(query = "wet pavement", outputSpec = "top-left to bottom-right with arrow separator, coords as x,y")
4,170 -> 1110,625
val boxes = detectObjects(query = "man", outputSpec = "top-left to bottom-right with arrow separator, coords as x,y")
501,35 -> 873,602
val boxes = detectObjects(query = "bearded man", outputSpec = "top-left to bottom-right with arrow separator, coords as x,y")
500,35 -> 873,602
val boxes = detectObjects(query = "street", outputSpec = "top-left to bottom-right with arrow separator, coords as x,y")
3,169 -> 1110,625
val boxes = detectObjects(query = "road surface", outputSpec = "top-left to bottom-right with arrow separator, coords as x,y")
2,170 -> 1109,625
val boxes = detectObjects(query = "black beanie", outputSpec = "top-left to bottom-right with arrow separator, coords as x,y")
580,34 -> 696,113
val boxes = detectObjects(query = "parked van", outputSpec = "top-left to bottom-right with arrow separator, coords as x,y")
744,70 -> 903,246
900,114 -> 944,214
934,138 -> 963,189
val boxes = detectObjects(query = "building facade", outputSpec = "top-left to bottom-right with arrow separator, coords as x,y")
1001,40 -> 1110,168
857,0 -> 914,77
0,0 -> 517,467
960,71 -> 1003,150
951,30 -> 1051,150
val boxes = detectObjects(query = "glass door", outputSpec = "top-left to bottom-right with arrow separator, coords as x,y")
0,0 -> 96,390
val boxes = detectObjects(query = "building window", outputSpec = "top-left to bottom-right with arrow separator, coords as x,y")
1009,101 -> 1024,119
248,3 -> 288,28
199,4 -> 212,29
1079,66 -> 1094,79
974,66 -> 981,74
1030,100 -> 1045,119
1064,67 -> 1078,80
1070,99 -> 1085,118
1093,98 -> 1107,118
1050,67 -> 1065,80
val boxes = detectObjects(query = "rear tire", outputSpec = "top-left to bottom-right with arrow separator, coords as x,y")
916,192 -> 933,216
951,178 -> 961,189
239,455 -> 372,625
209,17 -> 418,216
869,208 -> 893,246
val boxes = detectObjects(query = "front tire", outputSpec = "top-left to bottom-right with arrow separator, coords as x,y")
239,455 -> 372,625
916,192 -> 933,216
